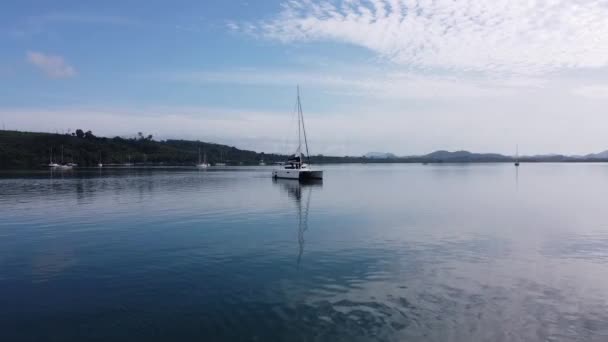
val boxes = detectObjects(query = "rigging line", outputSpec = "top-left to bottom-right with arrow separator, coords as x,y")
283,93 -> 299,157
298,87 -> 311,163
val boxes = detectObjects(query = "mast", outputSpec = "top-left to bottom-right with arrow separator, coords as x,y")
61,145 -> 64,164
297,86 -> 302,161
198,148 -> 201,164
50,148 -> 53,164
297,86 -> 311,163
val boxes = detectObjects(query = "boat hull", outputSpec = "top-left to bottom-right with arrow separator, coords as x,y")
273,169 -> 323,180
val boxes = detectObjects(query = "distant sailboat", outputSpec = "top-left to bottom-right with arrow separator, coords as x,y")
48,148 -> 60,168
196,148 -> 210,168
514,145 -> 520,167
58,145 -> 73,169
215,151 -> 226,166
98,152 -> 103,168
272,86 -> 323,181
124,154 -> 133,167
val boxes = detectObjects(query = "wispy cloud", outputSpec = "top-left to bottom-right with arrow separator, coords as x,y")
26,51 -> 76,79
234,0 -> 608,74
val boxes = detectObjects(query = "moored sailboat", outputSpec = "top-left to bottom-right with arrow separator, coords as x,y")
196,148 -> 210,168
272,87 -> 323,181
58,145 -> 73,169
48,148 -> 60,168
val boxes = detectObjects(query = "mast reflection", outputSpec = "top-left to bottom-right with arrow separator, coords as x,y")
273,178 -> 322,267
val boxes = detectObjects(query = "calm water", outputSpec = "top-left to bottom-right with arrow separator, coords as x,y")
2,164 -> 608,341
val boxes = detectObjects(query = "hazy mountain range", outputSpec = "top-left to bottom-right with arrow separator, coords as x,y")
364,150 -> 608,162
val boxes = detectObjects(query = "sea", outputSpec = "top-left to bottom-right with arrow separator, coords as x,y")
1,163 -> 608,341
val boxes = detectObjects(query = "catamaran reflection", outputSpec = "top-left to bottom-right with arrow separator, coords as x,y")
273,178 -> 322,267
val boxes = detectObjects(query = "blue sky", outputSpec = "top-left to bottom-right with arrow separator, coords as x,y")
2,0 -> 608,155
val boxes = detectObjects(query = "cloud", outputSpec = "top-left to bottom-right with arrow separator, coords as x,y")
26,51 -> 76,79
237,0 -> 608,74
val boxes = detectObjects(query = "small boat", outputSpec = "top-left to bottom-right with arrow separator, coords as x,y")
514,145 -> 520,167
214,151 -> 226,166
196,148 -> 210,168
58,145 -> 73,169
48,148 -> 60,168
272,87 -> 323,181
124,155 -> 133,167
259,159 -> 266,166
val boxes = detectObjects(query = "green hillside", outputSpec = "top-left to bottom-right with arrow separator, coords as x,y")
0,130 -> 281,169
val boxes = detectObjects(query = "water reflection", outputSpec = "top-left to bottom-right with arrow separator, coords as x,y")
515,164 -> 519,191
3,165 -> 608,341
273,179 -> 322,267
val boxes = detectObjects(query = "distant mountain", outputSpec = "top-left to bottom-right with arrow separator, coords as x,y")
419,150 -> 510,162
585,150 -> 608,159
364,152 -> 397,159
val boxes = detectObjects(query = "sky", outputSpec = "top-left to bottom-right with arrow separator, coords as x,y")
2,0 -> 608,156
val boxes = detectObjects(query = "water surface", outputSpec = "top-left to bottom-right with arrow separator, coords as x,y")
2,164 -> 608,341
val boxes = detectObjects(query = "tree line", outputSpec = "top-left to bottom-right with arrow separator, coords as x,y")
0,129 -> 288,169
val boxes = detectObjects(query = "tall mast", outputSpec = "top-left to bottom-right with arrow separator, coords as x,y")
297,86 -> 302,158
298,87 -> 311,163
198,147 -> 201,164
61,145 -> 64,164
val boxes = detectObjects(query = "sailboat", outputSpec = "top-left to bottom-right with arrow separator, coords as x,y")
98,152 -> 103,168
215,150 -> 226,166
58,145 -> 73,169
272,87 -> 323,181
124,154 -> 133,167
48,148 -> 60,168
196,148 -> 210,168
514,145 -> 520,167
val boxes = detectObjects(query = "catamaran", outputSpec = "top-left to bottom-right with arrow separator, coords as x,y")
272,87 -> 323,181
197,148 -> 210,168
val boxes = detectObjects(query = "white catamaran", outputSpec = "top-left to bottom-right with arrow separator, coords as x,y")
272,87 -> 323,181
